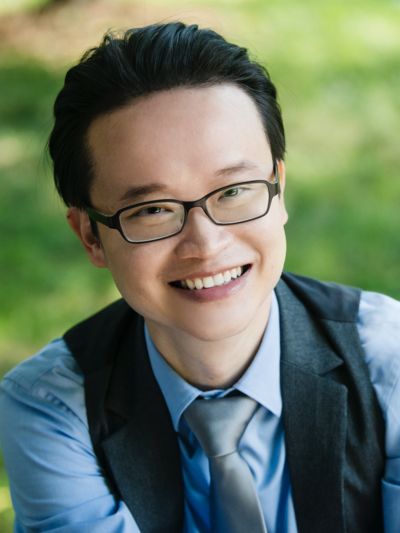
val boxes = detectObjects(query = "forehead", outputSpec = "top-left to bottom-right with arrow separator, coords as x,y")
87,84 -> 272,207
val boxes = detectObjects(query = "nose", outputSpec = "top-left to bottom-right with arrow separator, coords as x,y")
174,206 -> 234,260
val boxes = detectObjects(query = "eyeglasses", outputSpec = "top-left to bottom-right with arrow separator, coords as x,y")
85,166 -> 280,244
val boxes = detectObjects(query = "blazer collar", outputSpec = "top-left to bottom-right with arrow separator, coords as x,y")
102,313 -> 185,533
275,278 -> 344,375
275,278 -> 347,533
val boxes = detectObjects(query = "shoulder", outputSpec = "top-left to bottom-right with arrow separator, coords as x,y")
358,290 -> 400,330
0,338 -> 86,427
279,271 -> 361,322
0,340 -> 139,531
358,290 -> 400,360
357,291 -> 400,416
64,298 -> 134,375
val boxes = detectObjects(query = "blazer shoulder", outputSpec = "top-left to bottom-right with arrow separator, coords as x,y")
63,299 -> 134,375
279,271 -> 361,323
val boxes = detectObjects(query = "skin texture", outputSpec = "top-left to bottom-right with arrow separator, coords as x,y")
67,84 -> 288,390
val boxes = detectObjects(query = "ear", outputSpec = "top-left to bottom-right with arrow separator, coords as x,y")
277,160 -> 289,225
66,207 -> 108,268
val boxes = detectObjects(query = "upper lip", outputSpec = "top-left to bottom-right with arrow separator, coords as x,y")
169,264 -> 249,283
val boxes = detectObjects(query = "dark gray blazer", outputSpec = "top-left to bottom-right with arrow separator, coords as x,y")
64,272 -> 385,533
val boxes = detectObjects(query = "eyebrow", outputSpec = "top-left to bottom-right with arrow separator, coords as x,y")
213,160 -> 258,178
118,183 -> 169,204
118,160 -> 259,204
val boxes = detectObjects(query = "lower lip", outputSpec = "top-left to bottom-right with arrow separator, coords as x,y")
170,266 -> 251,302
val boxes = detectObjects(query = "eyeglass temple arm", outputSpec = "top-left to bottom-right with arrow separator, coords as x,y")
273,163 -> 281,195
85,206 -> 115,228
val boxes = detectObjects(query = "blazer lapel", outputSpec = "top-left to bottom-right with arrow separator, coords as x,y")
275,280 -> 347,533
100,313 -> 184,533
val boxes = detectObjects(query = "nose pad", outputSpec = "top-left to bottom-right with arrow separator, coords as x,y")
175,206 -> 234,259
184,205 -> 213,229
185,201 -> 210,217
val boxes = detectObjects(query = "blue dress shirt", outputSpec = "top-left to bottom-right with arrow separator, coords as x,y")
0,290 -> 399,532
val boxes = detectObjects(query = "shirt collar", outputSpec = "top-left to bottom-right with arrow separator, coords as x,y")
145,290 -> 282,432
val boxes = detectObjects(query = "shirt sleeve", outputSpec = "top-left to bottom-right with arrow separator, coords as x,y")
358,291 -> 400,533
0,339 -> 141,533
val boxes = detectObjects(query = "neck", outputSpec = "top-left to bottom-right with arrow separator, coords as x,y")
145,294 -> 272,391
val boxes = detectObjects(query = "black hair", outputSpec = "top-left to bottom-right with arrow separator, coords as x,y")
48,22 -> 285,211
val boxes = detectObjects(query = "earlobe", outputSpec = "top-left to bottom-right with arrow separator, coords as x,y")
66,207 -> 108,268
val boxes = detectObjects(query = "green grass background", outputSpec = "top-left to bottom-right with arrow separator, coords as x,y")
0,0 -> 400,529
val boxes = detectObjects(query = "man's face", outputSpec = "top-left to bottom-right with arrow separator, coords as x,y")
86,84 -> 288,342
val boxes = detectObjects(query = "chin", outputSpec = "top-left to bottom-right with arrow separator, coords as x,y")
173,311 -> 254,343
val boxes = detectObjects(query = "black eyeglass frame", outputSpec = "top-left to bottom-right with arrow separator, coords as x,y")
85,166 -> 280,244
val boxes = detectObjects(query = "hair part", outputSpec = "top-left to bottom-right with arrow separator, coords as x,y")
48,23 -> 286,216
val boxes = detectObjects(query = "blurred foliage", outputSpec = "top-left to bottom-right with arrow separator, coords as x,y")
0,58 -> 119,361
1,0 -> 400,530
0,0 -> 49,15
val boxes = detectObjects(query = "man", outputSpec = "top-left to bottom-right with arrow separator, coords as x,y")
0,23 -> 399,533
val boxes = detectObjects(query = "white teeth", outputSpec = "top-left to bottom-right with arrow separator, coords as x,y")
186,279 -> 195,290
223,271 -> 231,282
203,276 -> 214,288
194,278 -> 203,290
179,266 -> 246,290
213,273 -> 224,286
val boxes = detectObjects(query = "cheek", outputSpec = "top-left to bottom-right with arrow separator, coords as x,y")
103,238 -> 171,315
240,206 -> 287,266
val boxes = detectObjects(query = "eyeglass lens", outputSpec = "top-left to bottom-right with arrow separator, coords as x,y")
119,182 -> 271,243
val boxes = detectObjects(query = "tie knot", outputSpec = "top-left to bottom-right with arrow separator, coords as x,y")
183,394 -> 258,458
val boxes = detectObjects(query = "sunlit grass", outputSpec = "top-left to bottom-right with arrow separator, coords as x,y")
0,452 -> 13,530
0,487 -> 12,514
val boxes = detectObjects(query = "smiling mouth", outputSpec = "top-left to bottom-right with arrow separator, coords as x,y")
170,264 -> 250,290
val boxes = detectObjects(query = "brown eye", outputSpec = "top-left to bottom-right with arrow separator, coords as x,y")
144,206 -> 163,214
135,206 -> 168,216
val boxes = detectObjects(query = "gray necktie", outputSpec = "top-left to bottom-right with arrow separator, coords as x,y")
184,394 -> 268,533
